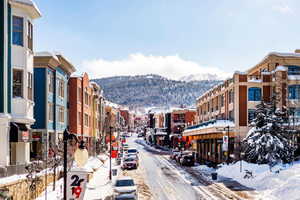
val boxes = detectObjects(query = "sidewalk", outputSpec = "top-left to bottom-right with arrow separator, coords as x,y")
84,155 -> 120,200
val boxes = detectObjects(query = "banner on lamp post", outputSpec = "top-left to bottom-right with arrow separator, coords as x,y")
67,170 -> 89,200
222,136 -> 228,152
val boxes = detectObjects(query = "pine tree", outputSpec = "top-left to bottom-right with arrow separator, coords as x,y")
242,97 -> 295,166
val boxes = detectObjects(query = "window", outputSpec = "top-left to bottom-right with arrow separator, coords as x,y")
220,95 -> 224,107
84,89 -> 89,105
248,109 -> 256,123
13,16 -> 23,46
78,87 -> 82,102
78,112 -> 82,125
58,79 -> 64,98
287,66 -> 300,76
13,69 -> 23,97
288,85 -> 300,99
229,110 -> 234,121
89,116 -> 91,127
27,72 -> 33,100
48,103 -> 54,121
84,114 -> 89,127
248,87 -> 261,101
229,90 -> 234,103
27,21 -> 33,50
58,106 -> 65,123
48,71 -> 54,93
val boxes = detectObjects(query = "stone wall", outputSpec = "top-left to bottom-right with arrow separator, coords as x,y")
0,172 -> 60,200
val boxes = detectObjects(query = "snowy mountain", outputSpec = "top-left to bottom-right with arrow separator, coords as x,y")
179,73 -> 224,82
93,74 -> 221,108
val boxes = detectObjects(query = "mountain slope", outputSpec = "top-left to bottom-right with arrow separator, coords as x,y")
93,74 -> 221,108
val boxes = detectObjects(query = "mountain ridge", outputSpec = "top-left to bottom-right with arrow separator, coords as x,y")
92,74 -> 221,108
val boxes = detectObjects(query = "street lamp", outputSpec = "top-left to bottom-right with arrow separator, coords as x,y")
74,140 -> 89,168
63,129 -> 77,200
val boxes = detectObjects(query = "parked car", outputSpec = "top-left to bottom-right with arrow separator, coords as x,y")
124,153 -> 139,162
170,150 -> 180,160
175,151 -> 190,163
114,177 -> 137,198
122,144 -> 129,152
127,148 -> 138,155
114,193 -> 137,200
179,154 -> 195,166
122,157 -> 139,169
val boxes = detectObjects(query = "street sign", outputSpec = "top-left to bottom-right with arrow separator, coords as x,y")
67,170 -> 88,200
222,136 -> 228,151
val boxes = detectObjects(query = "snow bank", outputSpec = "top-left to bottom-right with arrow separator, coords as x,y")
217,161 -> 300,200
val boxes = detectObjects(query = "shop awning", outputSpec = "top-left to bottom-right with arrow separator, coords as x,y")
10,122 -> 31,142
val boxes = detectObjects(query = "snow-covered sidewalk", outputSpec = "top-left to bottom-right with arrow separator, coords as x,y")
216,160 -> 300,200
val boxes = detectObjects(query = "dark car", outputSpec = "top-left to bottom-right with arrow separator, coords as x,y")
170,150 -> 180,160
180,154 -> 195,166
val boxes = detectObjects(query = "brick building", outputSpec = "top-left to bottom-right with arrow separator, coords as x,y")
184,50 -> 300,164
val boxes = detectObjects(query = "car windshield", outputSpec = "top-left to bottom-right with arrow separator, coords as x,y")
128,149 -> 137,153
116,179 -> 134,187
125,158 -> 135,162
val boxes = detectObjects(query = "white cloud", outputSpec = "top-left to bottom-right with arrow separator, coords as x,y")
80,53 -> 231,80
272,4 -> 294,14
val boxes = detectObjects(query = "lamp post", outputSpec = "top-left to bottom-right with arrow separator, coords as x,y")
109,126 -> 113,180
222,125 -> 230,164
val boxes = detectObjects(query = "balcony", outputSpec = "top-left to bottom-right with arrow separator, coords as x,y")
11,97 -> 35,124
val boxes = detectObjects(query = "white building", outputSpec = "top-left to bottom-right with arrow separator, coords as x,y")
0,0 -> 41,167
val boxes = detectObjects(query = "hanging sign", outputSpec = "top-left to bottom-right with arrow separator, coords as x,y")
222,136 -> 228,151
67,170 -> 88,200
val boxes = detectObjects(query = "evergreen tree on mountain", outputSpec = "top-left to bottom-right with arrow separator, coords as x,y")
242,95 -> 295,166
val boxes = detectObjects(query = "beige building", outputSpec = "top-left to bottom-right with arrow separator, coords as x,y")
184,50 -> 300,164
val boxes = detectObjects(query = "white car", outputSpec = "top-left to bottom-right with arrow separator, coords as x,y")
114,177 -> 137,198
122,157 -> 139,169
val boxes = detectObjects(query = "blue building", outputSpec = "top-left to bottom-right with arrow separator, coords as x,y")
32,52 -> 76,159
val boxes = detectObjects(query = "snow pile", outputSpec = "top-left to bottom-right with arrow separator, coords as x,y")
217,161 -> 300,200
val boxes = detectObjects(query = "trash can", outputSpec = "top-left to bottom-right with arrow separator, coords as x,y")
112,168 -> 118,176
211,172 -> 218,180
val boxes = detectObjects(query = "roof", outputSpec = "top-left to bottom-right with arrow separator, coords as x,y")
247,51 -> 300,74
10,0 -> 41,19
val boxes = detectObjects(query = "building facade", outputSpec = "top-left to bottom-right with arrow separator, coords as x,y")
184,50 -> 300,164
0,0 -> 41,166
32,52 -> 75,159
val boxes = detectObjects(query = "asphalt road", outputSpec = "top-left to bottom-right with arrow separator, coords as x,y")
126,136 -> 204,200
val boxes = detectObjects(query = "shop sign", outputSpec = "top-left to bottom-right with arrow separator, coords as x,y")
22,131 -> 29,142
67,171 -> 88,200
222,136 -> 228,151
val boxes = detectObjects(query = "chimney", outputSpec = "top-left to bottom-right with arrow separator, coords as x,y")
295,49 -> 300,53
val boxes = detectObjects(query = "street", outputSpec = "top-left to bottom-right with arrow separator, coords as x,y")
123,136 -> 252,200
125,136 -> 199,200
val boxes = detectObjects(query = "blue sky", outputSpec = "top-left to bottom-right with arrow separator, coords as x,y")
34,0 -> 300,79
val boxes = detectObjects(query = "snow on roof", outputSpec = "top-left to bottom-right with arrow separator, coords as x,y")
34,51 -> 59,61
105,100 -> 120,109
184,120 -> 235,134
12,0 -> 41,18
274,65 -> 287,72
